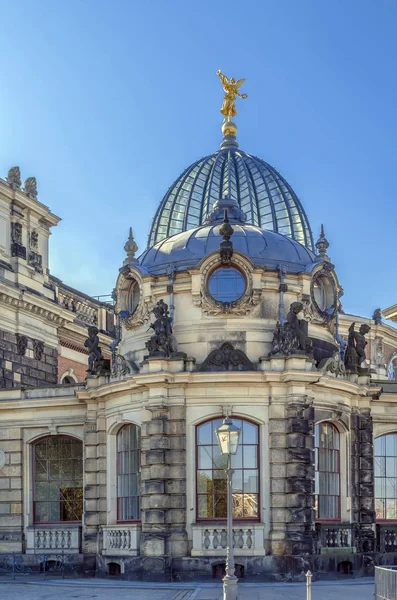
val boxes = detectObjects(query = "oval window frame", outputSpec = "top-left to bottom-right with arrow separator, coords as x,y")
206,264 -> 247,305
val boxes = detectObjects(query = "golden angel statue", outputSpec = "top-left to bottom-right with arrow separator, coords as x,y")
217,70 -> 247,119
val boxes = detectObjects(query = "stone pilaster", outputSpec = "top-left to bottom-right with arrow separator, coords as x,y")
0,427 -> 23,552
82,396 -> 107,575
140,405 -> 170,578
165,404 -> 187,558
351,407 -> 375,563
268,402 -> 288,556
140,373 -> 187,580
285,401 -> 315,557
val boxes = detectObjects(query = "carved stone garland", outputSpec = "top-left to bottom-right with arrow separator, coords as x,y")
193,253 -> 261,316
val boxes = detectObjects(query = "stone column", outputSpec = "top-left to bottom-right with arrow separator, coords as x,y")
351,407 -> 375,569
140,396 -> 187,580
285,401 -> 315,561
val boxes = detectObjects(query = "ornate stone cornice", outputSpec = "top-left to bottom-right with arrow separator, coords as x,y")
0,285 -> 74,328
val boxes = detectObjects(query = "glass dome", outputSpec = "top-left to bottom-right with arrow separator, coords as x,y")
148,147 -> 314,251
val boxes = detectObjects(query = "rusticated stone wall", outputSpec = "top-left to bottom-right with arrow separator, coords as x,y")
285,401 -> 315,558
140,402 -> 187,580
82,406 -> 107,576
351,407 -> 376,564
0,329 -> 57,388
0,426 -> 23,552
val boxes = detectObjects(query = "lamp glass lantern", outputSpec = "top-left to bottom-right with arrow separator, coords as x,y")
215,416 -> 241,456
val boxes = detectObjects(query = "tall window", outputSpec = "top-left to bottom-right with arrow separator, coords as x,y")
117,424 -> 140,522
315,422 -> 340,520
34,436 -> 83,523
388,358 -> 397,381
375,433 -> 397,520
196,418 -> 259,520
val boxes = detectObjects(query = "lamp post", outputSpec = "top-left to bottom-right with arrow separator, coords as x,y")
215,416 -> 241,600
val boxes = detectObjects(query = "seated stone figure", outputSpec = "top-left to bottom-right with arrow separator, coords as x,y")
270,302 -> 313,357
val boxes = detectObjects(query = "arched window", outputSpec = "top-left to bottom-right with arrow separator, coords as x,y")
315,422 -> 340,520
60,370 -> 78,384
34,436 -> 83,523
387,358 -> 397,381
196,418 -> 259,520
117,424 -> 140,522
375,433 -> 397,521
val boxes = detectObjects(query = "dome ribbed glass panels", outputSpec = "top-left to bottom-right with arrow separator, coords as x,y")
148,149 -> 314,250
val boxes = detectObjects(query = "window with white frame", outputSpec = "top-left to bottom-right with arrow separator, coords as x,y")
117,424 -> 141,522
34,436 -> 83,523
315,422 -> 340,520
375,433 -> 397,520
196,418 -> 259,520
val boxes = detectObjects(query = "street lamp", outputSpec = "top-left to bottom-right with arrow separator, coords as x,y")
215,416 -> 241,600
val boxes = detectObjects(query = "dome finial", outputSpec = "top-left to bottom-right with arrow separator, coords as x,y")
205,195 -> 247,224
219,209 -> 234,264
315,224 -> 330,260
124,227 -> 138,265
217,70 -> 247,150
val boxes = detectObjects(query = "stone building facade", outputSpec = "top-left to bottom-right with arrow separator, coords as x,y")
0,169 -> 115,388
1,119 -> 397,582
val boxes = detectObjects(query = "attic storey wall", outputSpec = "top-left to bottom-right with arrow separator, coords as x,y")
0,329 -> 57,388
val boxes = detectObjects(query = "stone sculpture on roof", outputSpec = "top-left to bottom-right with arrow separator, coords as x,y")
270,302 -> 312,357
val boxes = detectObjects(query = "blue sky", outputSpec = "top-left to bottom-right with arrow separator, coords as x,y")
1,0 -> 396,318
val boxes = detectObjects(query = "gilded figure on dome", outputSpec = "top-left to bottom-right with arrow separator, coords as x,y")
217,70 -> 247,119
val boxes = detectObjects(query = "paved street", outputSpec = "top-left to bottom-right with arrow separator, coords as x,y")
0,580 -> 375,600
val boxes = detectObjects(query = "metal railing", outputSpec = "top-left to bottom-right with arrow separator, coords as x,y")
375,566 -> 397,600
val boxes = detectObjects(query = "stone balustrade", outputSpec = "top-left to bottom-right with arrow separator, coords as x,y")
191,523 -> 266,556
377,525 -> 397,553
26,526 -> 81,554
316,524 -> 354,551
58,291 -> 98,326
102,524 -> 141,556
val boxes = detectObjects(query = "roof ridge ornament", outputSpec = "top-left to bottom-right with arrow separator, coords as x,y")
123,227 -> 138,265
315,223 -> 330,261
217,70 -> 247,150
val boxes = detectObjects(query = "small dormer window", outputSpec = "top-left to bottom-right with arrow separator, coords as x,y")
208,266 -> 246,303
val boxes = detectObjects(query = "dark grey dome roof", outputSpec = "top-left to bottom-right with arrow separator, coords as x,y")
140,222 -> 316,275
148,146 -> 314,251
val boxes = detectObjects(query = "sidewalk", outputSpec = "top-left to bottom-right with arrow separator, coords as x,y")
0,578 -> 375,600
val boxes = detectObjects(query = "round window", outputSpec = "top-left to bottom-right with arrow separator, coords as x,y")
208,267 -> 246,303
312,275 -> 335,315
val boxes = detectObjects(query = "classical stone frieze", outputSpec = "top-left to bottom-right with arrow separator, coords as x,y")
0,291 -> 70,327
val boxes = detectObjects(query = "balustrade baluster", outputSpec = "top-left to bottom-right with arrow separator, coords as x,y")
246,529 -> 253,549
220,529 -> 227,549
212,529 -> 219,549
